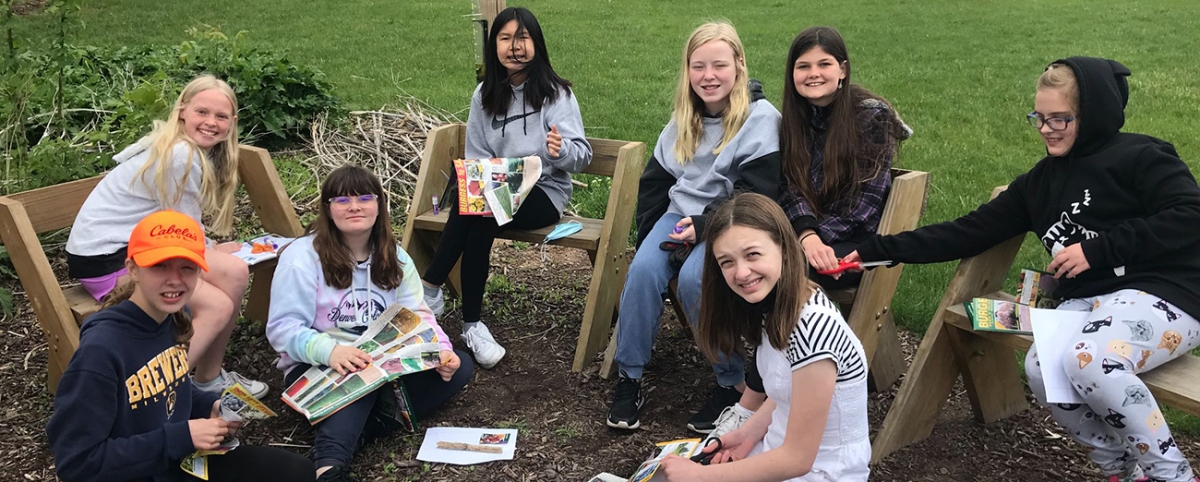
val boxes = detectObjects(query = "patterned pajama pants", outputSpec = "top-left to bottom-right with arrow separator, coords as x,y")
1026,289 -> 1200,482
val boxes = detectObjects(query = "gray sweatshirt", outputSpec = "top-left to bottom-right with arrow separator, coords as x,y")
465,82 -> 592,214
66,140 -> 204,259
654,99 -> 781,219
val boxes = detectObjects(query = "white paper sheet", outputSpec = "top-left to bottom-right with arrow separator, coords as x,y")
1029,307 -> 1089,404
416,427 -> 518,465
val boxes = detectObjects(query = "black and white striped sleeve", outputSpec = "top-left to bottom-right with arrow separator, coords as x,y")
785,292 -> 868,383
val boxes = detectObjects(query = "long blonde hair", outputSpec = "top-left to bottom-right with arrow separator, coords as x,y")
132,75 -> 240,235
672,21 -> 751,164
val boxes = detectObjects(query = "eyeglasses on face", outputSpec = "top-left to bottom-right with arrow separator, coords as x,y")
1026,112 -> 1075,131
327,194 -> 379,206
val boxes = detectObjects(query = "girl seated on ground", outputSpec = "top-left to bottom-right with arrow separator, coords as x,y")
659,192 -> 870,482
606,20 -> 781,434
711,25 -> 912,440
47,210 -> 313,482
64,74 -> 265,398
267,165 -> 473,482
845,57 -> 1200,482
419,6 -> 592,370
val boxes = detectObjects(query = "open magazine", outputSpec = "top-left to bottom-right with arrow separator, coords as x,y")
965,269 -> 1063,335
1018,268 -> 1061,309
180,383 -> 277,480
453,156 -> 542,225
282,305 -> 443,424
590,439 -> 704,482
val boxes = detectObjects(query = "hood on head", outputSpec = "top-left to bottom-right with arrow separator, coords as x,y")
1052,56 -> 1131,157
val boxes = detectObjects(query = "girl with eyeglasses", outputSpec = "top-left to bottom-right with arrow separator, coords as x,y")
267,165 -> 473,482
419,7 -> 593,370
65,74 -> 267,399
845,58 -> 1200,482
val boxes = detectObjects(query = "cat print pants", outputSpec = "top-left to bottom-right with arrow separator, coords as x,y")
1026,289 -> 1200,481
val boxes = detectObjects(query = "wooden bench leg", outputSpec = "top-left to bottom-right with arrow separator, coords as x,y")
945,322 -> 1028,423
244,270 -> 273,323
871,318 -> 961,463
47,353 -> 64,395
601,309 -> 620,379
868,312 -> 905,392
574,251 -> 628,372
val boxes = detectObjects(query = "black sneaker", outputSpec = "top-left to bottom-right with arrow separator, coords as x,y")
317,465 -> 358,482
687,384 -> 742,434
607,373 -> 645,430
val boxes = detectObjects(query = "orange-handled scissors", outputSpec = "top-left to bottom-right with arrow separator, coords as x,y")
816,260 -> 893,275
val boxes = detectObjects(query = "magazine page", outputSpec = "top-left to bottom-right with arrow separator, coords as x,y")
281,305 -> 443,423
230,234 -> 295,265
454,156 -> 542,219
628,439 -> 702,482
1018,269 -> 1062,308
966,298 -> 1032,334
1029,307 -> 1089,403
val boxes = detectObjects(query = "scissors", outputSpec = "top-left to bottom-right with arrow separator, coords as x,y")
816,260 -> 893,276
689,437 -> 723,465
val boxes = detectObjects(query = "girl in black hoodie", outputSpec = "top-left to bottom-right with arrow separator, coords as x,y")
846,58 -> 1200,482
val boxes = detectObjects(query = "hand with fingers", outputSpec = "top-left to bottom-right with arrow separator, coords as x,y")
546,125 -> 562,158
668,217 -> 696,243
1048,243 -> 1091,279
328,344 -> 373,375
189,418 -> 233,451
435,350 -> 461,381
800,232 -> 838,273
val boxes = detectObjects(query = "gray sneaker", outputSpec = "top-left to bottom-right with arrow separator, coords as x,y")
424,286 -> 445,316
196,369 -> 269,399
703,405 -> 752,445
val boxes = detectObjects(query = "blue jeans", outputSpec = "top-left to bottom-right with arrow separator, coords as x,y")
615,213 -> 745,386
284,349 -> 475,468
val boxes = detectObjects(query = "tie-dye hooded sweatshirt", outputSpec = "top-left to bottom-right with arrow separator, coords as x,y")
266,235 -> 453,375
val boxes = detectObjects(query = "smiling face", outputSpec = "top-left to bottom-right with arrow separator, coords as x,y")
329,193 -> 380,238
495,19 -> 535,81
127,257 -> 201,322
712,225 -> 783,303
1034,87 -> 1079,157
178,88 -> 235,150
792,46 -> 846,107
688,39 -> 740,116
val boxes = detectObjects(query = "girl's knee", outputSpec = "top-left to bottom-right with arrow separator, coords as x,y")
192,288 -> 237,323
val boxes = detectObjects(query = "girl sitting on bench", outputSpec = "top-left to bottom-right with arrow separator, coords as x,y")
607,21 -> 781,434
658,192 -> 870,482
846,58 -> 1200,482
710,25 -> 913,441
419,6 -> 592,370
268,166 -> 472,482
48,211 -> 313,482
64,74 -> 266,398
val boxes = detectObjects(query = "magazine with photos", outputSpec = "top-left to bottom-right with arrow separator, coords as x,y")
282,305 -> 443,424
1018,268 -> 1062,309
180,383 -> 277,479
965,298 -> 1033,335
588,438 -> 704,482
453,156 -> 542,225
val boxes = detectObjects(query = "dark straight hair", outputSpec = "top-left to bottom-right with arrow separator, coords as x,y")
480,7 -> 573,116
311,165 -> 402,291
780,26 -> 899,216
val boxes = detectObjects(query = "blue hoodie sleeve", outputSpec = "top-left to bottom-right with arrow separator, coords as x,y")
47,365 -> 194,482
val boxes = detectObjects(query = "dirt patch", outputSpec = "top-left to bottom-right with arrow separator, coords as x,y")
3,240 -> 1199,480
9,0 -> 49,16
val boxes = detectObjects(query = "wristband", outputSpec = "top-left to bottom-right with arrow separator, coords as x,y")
800,232 -> 818,244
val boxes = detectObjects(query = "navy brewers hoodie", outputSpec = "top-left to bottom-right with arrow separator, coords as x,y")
857,57 -> 1200,318
46,300 -> 219,482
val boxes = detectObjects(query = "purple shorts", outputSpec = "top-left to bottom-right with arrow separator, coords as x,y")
78,268 -> 129,301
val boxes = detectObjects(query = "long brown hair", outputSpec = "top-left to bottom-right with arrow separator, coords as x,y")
696,193 -> 818,361
780,26 -> 903,216
311,165 -> 402,290
101,271 -> 194,344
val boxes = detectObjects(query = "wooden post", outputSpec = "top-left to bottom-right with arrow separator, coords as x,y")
473,0 -> 506,83
479,0 -> 505,27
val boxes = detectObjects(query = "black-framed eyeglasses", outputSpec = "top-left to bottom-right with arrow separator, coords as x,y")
327,194 -> 378,205
1026,112 -> 1075,131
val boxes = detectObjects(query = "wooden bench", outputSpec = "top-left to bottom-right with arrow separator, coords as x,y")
598,169 -> 931,391
870,186 -> 1200,463
0,145 -> 304,394
400,123 -> 646,372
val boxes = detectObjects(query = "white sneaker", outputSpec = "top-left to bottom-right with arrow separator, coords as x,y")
462,323 -> 506,369
197,369 -> 270,399
424,286 -> 445,316
704,404 -> 753,444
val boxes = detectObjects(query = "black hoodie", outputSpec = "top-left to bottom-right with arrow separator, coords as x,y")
857,57 -> 1200,318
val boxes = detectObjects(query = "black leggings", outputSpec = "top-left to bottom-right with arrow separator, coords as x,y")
169,445 -> 315,481
746,238 -> 865,393
423,186 -> 560,321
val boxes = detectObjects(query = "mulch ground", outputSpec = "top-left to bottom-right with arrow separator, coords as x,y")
2,241 -> 1199,481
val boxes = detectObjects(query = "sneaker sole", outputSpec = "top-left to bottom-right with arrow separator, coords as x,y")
687,423 -> 715,434
607,418 -> 641,430
474,347 -> 506,369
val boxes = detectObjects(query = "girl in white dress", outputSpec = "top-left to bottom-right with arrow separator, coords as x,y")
659,192 -> 869,482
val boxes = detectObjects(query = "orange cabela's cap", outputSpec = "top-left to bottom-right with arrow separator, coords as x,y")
127,211 -> 209,271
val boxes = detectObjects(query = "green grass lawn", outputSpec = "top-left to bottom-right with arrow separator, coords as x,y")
11,0 -> 1200,334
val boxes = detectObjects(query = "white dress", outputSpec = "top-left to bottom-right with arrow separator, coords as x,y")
750,290 -> 871,482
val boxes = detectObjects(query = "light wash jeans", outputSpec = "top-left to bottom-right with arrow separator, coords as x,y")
614,212 -> 745,386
